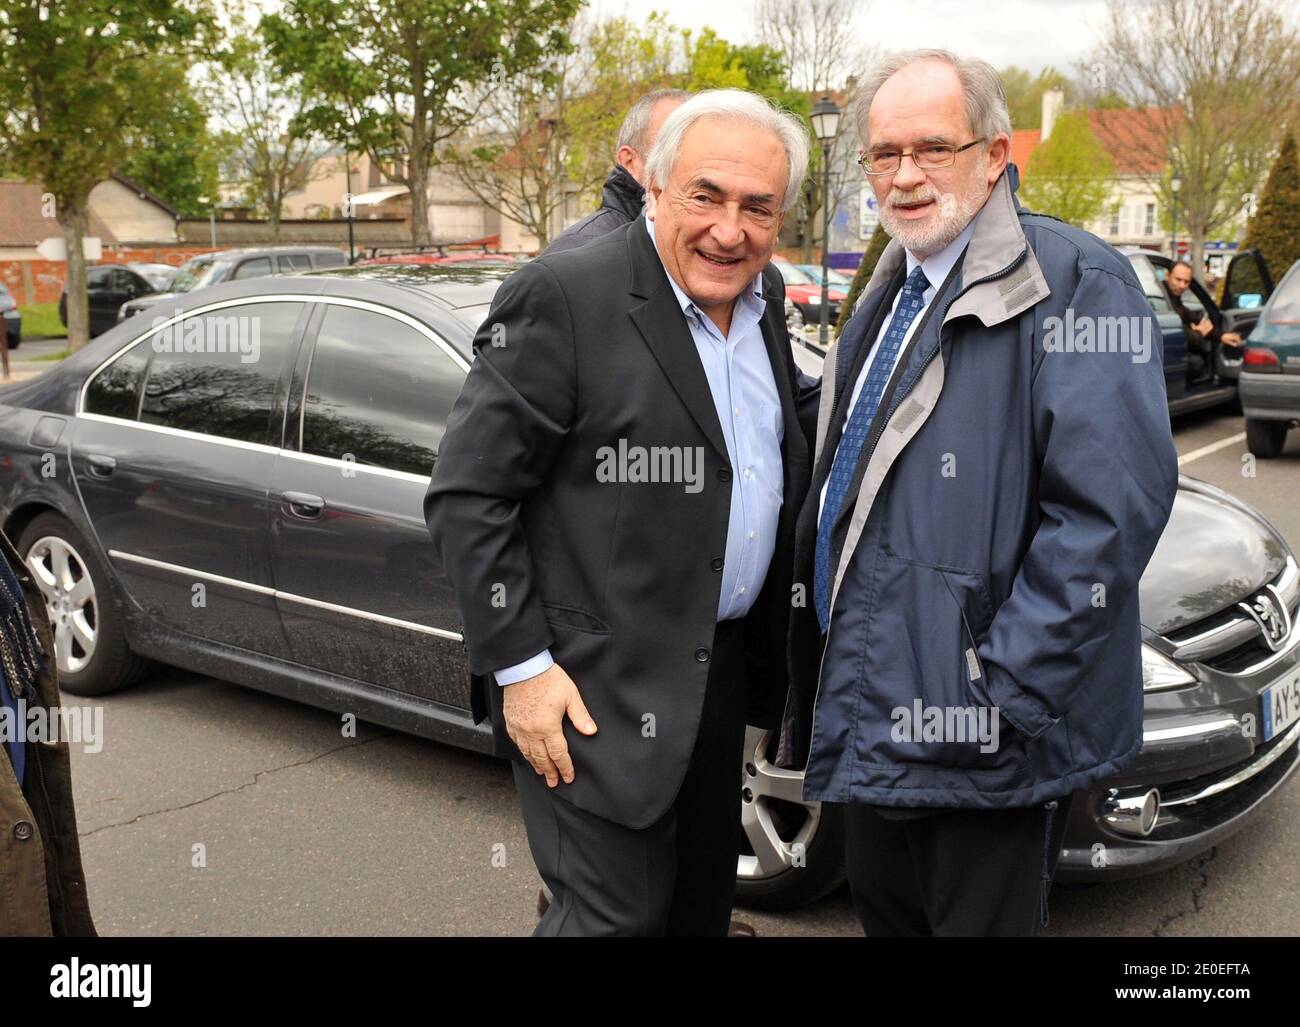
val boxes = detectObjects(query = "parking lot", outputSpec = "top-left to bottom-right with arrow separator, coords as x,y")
55,401 -> 1299,937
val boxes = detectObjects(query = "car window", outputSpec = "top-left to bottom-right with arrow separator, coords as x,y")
1267,265 -> 1300,324
1127,255 -> 1172,313
138,301 -> 304,444
169,258 -> 231,294
774,262 -> 814,286
278,254 -> 311,272
231,257 -> 273,281
300,304 -> 464,476
1223,253 -> 1268,310
84,339 -> 151,419
312,250 -> 347,268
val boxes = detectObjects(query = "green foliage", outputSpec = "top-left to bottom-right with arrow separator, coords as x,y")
1244,130 -> 1300,281
998,65 -> 1072,130
684,28 -> 805,116
1019,110 -> 1114,227
835,223 -> 890,338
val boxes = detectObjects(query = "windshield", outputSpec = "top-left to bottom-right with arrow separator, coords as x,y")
774,262 -> 815,286
799,265 -> 852,287
168,258 -> 233,294
1267,264 -> 1300,323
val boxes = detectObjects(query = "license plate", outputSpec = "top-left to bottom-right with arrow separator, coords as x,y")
1261,666 -> 1300,742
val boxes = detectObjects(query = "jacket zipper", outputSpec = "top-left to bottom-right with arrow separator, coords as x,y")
803,245 -> 1030,775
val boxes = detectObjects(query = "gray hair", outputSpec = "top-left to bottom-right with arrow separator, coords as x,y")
854,49 -> 1012,149
644,89 -> 811,213
616,89 -> 692,154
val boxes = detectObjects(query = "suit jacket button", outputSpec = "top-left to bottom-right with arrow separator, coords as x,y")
695,647 -> 710,662
717,468 -> 732,483
13,820 -> 34,841
710,557 -> 724,571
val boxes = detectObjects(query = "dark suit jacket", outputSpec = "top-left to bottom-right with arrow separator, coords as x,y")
424,217 -> 810,829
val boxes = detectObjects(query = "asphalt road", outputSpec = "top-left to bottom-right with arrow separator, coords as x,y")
54,374 -> 1300,936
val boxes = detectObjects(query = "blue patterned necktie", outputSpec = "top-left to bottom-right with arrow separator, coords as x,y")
814,264 -> 930,630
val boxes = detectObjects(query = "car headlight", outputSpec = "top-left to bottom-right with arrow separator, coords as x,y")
1142,644 -> 1196,693
806,294 -> 821,305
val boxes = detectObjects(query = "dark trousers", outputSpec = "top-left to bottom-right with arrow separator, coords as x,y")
512,619 -> 748,936
844,794 -> 1075,937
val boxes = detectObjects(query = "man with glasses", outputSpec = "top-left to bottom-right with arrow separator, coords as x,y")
776,50 -> 1178,936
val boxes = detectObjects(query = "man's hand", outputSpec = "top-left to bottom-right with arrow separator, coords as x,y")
1222,331 -> 1244,347
503,663 -> 597,787
1193,316 -> 1214,336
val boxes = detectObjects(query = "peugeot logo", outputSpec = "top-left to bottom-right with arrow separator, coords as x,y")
1237,584 -> 1293,653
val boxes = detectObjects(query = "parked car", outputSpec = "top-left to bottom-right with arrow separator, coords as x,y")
116,246 -> 348,324
1,263 -> 1297,911
0,282 -> 21,348
1239,258 -> 1300,458
796,264 -> 853,289
772,257 -> 845,330
59,263 -> 176,339
1124,248 -> 1275,417
359,252 -> 522,267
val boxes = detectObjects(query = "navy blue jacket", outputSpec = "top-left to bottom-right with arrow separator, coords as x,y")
777,167 -> 1179,809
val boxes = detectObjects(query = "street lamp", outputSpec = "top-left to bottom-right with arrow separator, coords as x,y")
810,94 -> 841,347
1169,174 -> 1182,261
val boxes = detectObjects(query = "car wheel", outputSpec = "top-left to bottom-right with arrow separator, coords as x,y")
18,511 -> 148,696
734,725 -> 845,911
1245,418 -> 1288,459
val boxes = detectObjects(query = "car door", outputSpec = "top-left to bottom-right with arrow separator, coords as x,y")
267,299 -> 469,708
85,268 -> 123,337
1128,253 -> 1188,401
73,297 -> 309,654
1220,249 -> 1275,338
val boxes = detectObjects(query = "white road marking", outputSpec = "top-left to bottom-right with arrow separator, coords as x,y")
1178,432 -> 1246,466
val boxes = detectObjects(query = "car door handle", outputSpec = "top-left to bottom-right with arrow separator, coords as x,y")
86,454 -> 116,478
282,491 -> 325,519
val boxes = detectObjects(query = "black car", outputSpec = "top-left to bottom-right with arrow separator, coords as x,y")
58,263 -> 175,339
1,264 -> 1297,911
116,246 -> 349,325
1124,248 -> 1275,416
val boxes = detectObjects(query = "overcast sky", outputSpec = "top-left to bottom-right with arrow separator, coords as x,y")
588,0 -> 1114,76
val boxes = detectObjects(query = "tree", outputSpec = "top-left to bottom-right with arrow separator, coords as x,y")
1019,110 -> 1114,227
755,0 -> 873,262
1091,0 -> 1300,273
999,65 -> 1073,130
214,28 -> 330,238
1243,130 -> 1300,280
265,0 -> 581,248
835,222 -> 889,337
0,1 -> 214,351
118,58 -> 222,217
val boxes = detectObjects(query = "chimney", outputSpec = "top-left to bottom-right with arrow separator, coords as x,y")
1041,88 -> 1065,141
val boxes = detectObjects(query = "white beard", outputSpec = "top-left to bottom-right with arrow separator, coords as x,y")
878,157 -> 990,258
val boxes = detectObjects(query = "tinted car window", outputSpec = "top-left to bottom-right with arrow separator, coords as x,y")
1267,265 -> 1300,324
139,302 -> 304,444
301,304 -> 464,476
169,258 -> 232,294
84,339 -> 150,419
279,254 -> 311,272
1127,255 -> 1172,313
231,257 -> 273,281
312,250 -> 347,268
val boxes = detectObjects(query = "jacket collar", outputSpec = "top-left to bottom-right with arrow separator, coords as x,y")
601,165 -> 646,222
851,164 -> 1050,331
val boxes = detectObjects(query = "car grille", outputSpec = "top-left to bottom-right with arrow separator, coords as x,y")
1163,556 -> 1299,673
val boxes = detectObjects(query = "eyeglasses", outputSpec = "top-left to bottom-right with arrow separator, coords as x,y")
857,139 -> 985,176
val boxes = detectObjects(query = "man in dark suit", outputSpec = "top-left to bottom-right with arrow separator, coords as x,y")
425,89 -> 811,936
1163,260 -> 1244,384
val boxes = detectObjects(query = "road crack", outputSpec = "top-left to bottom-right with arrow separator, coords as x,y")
78,731 -> 393,838
1152,847 -> 1217,936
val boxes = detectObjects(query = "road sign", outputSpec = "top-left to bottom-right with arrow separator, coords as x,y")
859,188 -> 879,239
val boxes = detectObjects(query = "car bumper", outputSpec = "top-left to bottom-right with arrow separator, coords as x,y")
1058,630 -> 1300,881
1240,370 -> 1300,421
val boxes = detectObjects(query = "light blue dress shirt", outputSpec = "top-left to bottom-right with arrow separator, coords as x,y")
495,218 -> 785,685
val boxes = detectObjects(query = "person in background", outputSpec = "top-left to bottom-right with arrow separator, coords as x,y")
0,527 -> 96,936
544,89 -> 690,254
1163,260 -> 1244,384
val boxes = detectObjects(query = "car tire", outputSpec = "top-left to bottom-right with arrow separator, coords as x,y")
734,725 -> 846,911
17,511 -> 149,696
1245,418 -> 1288,459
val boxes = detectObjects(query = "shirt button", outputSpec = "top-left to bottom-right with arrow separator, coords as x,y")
718,468 -> 732,483
739,586 -> 748,596
734,406 -> 742,416
695,647 -> 710,663
710,557 -> 724,571
749,530 -> 757,540
744,468 -> 752,479
13,820 -> 34,841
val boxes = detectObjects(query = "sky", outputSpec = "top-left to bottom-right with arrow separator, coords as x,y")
587,0 -> 1114,77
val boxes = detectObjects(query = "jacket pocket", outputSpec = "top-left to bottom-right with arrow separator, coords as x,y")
540,602 -> 611,635
855,550 -> 1023,775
